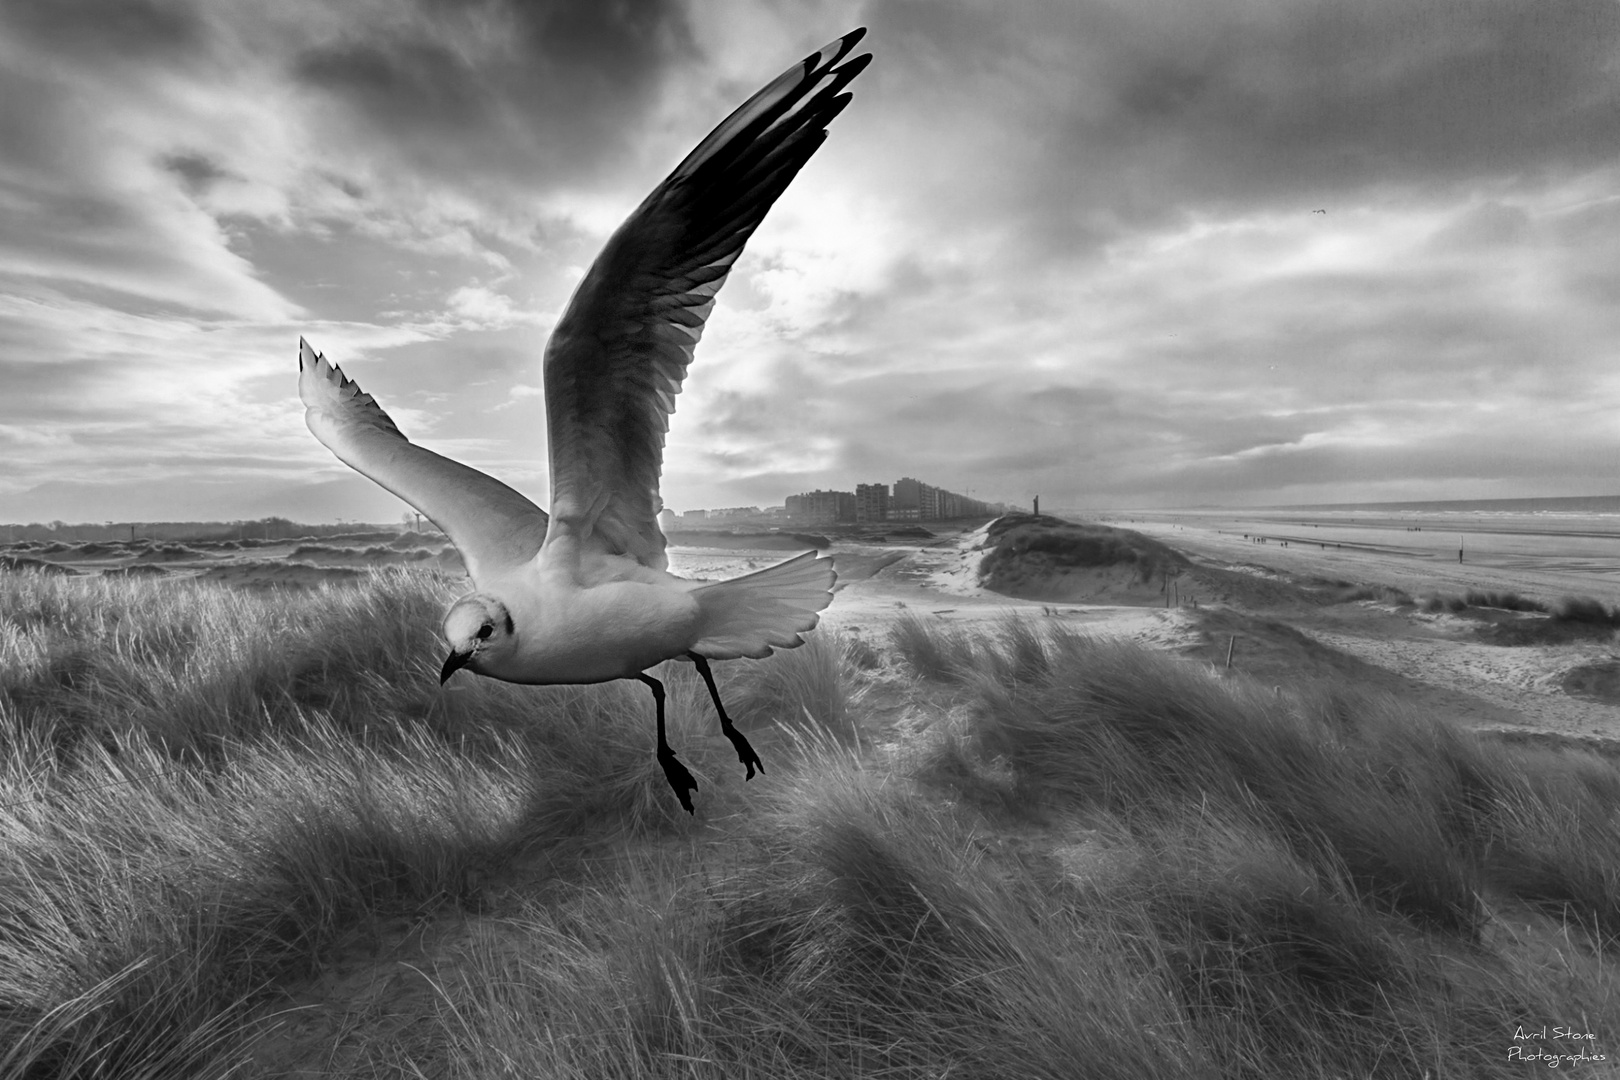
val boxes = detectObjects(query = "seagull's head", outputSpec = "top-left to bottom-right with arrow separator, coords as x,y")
439,593 -> 515,683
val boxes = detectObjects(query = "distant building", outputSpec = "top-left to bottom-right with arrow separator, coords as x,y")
855,482 -> 890,522
889,477 -> 996,521
891,477 -> 930,520
778,478 -> 998,524
786,489 -> 855,524
681,509 -> 708,522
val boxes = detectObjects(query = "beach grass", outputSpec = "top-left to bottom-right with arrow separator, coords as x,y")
1,569 -> 1614,1077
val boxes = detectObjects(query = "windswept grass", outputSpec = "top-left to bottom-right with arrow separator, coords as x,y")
285,736 -> 1200,1079
2,572 -> 1613,1077
886,611 -> 980,682
1418,590 -> 1470,613
910,617 -> 1620,942
1400,589 -> 1620,647
1551,594 -> 1620,625
0,716 -> 528,1078
904,617 -> 1617,1075
723,630 -> 863,741
1465,588 -> 1546,612
1326,582 -> 1416,606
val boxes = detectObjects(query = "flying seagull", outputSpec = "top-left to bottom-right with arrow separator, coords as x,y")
298,29 -> 870,813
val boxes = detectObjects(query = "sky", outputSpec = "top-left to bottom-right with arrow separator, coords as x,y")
4,0 -> 1620,524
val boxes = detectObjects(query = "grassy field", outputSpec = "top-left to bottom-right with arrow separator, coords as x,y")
1,568 -> 1615,1077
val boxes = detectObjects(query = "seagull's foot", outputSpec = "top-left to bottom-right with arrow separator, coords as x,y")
722,723 -> 764,781
657,747 -> 698,814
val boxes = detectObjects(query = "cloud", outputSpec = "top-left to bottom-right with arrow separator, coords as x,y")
4,0 -> 203,60
287,0 -> 700,223
5,0 -> 1620,523
860,0 -> 1620,246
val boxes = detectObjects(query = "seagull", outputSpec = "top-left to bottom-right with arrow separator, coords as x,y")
297,29 -> 870,813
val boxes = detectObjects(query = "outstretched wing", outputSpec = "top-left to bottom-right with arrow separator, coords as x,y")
543,28 -> 871,568
298,339 -> 548,584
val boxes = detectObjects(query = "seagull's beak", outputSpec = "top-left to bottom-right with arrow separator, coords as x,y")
440,647 -> 475,685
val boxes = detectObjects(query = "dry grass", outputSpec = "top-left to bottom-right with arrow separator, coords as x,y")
2,571 -> 1614,1077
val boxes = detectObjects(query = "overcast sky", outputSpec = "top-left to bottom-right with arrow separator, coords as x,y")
4,0 -> 1620,524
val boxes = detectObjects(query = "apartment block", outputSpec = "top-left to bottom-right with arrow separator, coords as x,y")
855,482 -> 890,522
785,489 -> 856,524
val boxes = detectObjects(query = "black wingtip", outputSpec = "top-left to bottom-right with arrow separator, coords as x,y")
836,51 -> 873,84
808,27 -> 868,74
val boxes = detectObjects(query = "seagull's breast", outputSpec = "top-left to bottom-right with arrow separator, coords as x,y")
495,574 -> 704,684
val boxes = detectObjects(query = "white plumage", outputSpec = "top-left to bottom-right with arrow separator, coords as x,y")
298,29 -> 871,812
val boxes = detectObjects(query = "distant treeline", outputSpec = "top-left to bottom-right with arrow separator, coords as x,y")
0,518 -> 404,544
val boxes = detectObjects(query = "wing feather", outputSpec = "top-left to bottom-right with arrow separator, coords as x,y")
543,28 -> 871,568
297,339 -> 548,584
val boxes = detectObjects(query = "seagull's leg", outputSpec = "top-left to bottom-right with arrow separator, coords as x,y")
638,672 -> 696,814
688,653 -> 764,780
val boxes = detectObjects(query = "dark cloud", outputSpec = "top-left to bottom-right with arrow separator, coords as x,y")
1,0 -> 204,59
297,38 -> 493,136
224,220 -> 483,323
0,182 -> 278,316
160,152 -> 235,194
293,0 -> 698,191
869,0 -> 1620,247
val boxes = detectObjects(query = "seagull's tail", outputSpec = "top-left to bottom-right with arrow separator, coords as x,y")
687,551 -> 837,660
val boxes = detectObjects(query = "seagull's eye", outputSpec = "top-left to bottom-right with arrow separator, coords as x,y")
476,624 -> 494,640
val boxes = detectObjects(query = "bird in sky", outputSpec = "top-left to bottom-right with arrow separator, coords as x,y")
298,29 -> 870,813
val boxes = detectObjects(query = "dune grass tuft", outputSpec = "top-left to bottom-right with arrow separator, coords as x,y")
1465,588 -> 1546,612
1328,582 -> 1415,606
721,630 -> 863,741
886,611 -> 980,681
1551,593 -> 1620,625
